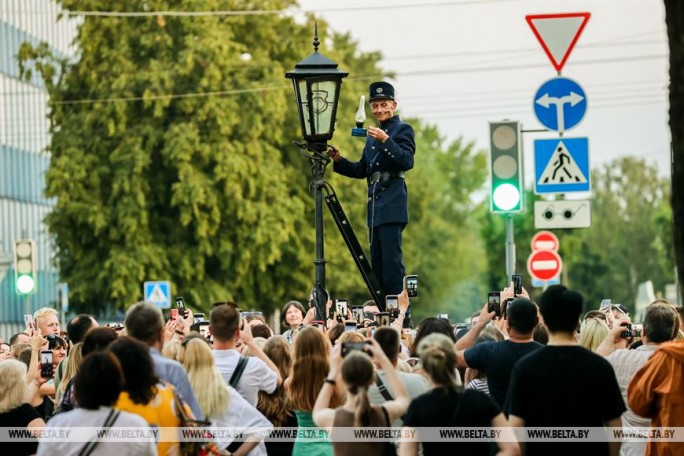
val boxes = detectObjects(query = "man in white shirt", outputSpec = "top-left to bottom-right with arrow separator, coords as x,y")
596,303 -> 678,456
368,326 -> 430,426
210,303 -> 281,406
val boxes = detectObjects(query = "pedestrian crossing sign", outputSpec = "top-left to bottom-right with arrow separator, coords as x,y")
534,137 -> 590,194
144,281 -> 171,309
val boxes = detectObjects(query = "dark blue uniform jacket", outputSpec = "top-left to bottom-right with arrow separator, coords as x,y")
333,115 -> 415,227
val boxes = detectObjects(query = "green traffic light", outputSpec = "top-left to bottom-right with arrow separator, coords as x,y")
16,274 -> 36,294
492,183 -> 521,211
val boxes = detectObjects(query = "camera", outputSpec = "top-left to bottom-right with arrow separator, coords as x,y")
488,292 -> 501,317
342,341 -> 370,357
41,350 -> 54,378
375,312 -> 390,327
620,323 -> 633,338
512,274 -> 522,296
404,275 -> 418,298
175,297 -> 188,318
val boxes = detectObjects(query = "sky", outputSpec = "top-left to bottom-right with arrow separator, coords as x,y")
294,0 -> 671,185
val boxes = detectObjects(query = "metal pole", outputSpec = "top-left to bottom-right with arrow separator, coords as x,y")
505,214 -> 516,283
313,179 -> 326,320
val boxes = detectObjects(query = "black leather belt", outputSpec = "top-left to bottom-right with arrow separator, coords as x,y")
368,171 -> 405,185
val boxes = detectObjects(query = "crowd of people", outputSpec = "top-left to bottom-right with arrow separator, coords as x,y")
1,284 -> 683,456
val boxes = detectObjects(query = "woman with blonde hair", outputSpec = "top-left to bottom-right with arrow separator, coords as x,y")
313,339 -> 409,455
180,335 -> 272,456
0,360 -> 45,455
55,342 -> 83,408
400,333 -> 519,456
285,326 -> 342,456
578,317 -> 610,352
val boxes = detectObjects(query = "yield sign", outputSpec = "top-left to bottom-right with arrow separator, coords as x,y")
528,250 -> 563,282
526,12 -> 591,72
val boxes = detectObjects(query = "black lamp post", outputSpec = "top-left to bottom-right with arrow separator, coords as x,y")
286,25 -> 348,320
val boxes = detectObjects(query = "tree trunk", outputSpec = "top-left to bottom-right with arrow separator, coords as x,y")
665,1 -> 684,302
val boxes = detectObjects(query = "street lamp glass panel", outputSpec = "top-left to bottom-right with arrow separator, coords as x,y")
16,275 -> 35,294
493,183 -> 521,211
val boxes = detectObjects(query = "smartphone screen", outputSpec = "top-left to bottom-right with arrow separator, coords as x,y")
41,350 -> 54,378
175,297 -> 188,318
194,313 -> 206,324
375,312 -> 390,327
24,314 -> 34,329
198,322 -> 212,342
335,299 -> 348,317
488,292 -> 501,317
351,306 -> 364,324
404,275 -> 418,298
512,274 -> 522,296
344,321 -> 358,332
385,295 -> 398,311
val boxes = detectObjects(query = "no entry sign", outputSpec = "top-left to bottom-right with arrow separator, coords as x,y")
527,249 -> 563,282
530,230 -> 559,251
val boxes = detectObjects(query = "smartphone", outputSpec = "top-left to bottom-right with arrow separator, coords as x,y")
311,320 -> 325,332
341,341 -> 369,357
351,306 -> 364,324
599,299 -> 612,312
632,324 -> 643,338
175,297 -> 188,318
24,314 -> 34,330
385,295 -> 398,313
335,299 -> 348,317
40,350 -> 54,378
512,274 -> 523,296
620,323 -> 632,338
193,313 -> 206,324
404,275 -> 418,298
375,312 -> 390,327
488,292 -> 501,317
344,321 -> 358,332
437,313 -> 448,320
170,308 -> 179,320
198,321 -> 212,342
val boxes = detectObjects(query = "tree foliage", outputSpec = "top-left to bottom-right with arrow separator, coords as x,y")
19,0 -> 488,316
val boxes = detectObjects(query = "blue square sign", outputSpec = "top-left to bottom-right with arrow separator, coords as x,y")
144,281 -> 171,309
534,137 -> 590,194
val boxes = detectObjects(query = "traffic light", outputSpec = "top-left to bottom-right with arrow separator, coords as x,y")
489,120 -> 523,213
14,239 -> 37,295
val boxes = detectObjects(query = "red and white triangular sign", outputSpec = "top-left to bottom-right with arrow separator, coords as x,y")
526,12 -> 590,73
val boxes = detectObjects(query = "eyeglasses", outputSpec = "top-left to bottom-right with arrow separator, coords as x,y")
583,311 -> 607,322
105,322 -> 124,330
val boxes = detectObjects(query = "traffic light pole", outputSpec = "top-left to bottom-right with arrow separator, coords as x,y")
505,214 -> 516,283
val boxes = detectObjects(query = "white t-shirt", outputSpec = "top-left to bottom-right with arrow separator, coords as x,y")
605,345 -> 658,456
210,385 -> 273,455
212,349 -> 277,406
37,406 -> 156,456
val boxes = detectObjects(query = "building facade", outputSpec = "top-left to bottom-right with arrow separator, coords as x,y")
0,1 -> 77,334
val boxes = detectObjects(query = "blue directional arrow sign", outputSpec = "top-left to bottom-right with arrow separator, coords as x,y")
144,281 -> 171,309
534,137 -> 590,194
533,77 -> 587,132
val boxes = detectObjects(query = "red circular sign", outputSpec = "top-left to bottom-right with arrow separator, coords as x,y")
527,249 -> 563,281
530,230 -> 559,252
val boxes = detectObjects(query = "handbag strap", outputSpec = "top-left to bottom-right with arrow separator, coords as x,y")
229,356 -> 249,388
78,408 -> 120,456
375,374 -> 394,401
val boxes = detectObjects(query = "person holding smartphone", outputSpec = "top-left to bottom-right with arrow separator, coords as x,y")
328,81 -> 416,300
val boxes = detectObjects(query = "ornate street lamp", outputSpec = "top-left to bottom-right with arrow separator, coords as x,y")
286,24 -> 348,320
